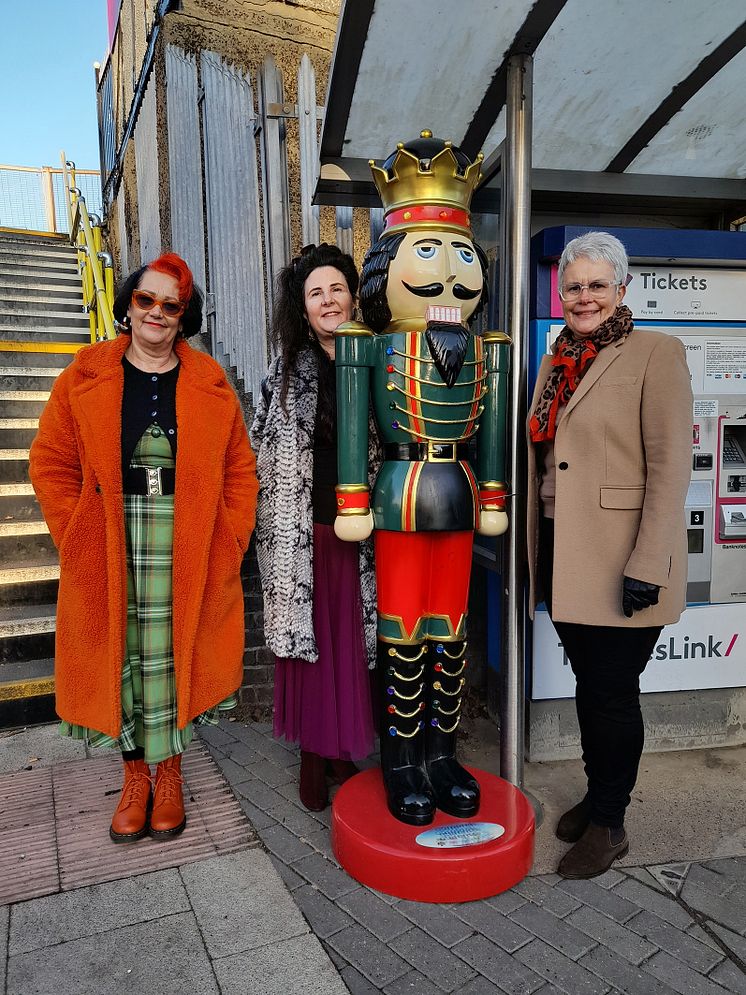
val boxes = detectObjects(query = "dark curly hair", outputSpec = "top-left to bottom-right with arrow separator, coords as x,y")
360,231 -> 489,333
113,252 -> 204,339
273,243 -> 359,415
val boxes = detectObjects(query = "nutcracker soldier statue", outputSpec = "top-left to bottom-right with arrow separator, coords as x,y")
334,130 -> 511,826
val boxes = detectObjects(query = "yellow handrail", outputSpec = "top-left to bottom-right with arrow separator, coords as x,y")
61,151 -> 116,342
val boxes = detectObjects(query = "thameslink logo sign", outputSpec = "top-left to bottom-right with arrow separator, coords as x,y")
653,633 -> 739,661
532,604 -> 745,700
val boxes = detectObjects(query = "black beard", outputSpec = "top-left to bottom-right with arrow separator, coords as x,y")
425,320 -> 469,388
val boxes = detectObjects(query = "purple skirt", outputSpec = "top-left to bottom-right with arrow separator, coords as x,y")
273,523 -> 375,760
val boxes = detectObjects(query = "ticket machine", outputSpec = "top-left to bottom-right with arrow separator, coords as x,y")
525,226 -> 746,705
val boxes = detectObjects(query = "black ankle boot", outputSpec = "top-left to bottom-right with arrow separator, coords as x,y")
555,794 -> 591,843
379,641 -> 435,826
425,640 -> 479,818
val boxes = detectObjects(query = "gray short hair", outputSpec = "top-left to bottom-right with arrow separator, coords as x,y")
558,231 -> 629,287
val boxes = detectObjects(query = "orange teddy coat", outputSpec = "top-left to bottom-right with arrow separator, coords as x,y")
29,334 -> 258,738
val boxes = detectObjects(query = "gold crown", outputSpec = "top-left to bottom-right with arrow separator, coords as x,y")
369,130 -> 483,235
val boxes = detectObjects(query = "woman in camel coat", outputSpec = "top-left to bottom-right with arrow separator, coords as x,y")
527,232 -> 692,880
30,252 -> 257,843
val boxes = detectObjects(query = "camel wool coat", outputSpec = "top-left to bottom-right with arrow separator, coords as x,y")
527,328 -> 693,627
29,334 -> 258,737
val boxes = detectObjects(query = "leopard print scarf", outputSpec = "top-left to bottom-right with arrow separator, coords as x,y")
529,305 -> 633,442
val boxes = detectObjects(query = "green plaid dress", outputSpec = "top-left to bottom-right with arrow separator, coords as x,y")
61,425 -> 237,762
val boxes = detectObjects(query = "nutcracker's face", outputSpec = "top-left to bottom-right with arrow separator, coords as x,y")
385,230 -> 483,323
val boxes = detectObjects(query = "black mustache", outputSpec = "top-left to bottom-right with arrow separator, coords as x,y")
402,281 -> 481,301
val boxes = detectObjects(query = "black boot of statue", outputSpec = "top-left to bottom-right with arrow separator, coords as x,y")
425,640 -> 480,818
378,640 -> 435,826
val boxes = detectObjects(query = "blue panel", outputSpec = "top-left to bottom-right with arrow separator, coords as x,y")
486,570 -> 502,673
530,226 -> 746,321
534,226 -> 746,265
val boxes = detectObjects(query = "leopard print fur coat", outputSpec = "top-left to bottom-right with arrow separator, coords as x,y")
249,348 -> 379,667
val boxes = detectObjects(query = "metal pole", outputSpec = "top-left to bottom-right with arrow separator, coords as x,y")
41,167 -> 56,233
498,53 -> 533,789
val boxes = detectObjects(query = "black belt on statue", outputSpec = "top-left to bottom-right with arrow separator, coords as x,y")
384,442 -> 473,462
123,466 -> 175,495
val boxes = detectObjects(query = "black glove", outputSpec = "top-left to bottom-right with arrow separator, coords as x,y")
622,576 -> 660,618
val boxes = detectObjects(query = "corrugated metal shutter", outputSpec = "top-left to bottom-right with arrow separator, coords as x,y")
165,46 -> 206,296
134,74 -> 161,264
201,51 -> 267,405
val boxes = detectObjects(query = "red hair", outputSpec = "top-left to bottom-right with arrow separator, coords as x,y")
147,252 -> 193,303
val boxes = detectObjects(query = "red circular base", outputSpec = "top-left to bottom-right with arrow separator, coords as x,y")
331,767 -> 535,903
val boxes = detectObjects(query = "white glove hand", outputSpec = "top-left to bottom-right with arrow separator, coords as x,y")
478,509 -> 509,537
334,511 -> 374,542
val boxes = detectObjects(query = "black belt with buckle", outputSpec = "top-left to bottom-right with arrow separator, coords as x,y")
123,466 -> 175,495
384,442 -> 473,462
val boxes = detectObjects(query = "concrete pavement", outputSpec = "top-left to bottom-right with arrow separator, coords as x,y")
1,719 -> 745,994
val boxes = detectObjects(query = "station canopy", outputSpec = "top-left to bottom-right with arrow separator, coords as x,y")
316,0 -> 746,219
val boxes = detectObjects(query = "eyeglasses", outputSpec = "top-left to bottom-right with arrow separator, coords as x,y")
559,280 -> 620,302
131,290 -> 186,317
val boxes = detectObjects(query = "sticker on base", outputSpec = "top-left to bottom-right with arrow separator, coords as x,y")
415,822 -> 505,849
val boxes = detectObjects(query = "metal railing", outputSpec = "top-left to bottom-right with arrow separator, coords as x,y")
0,163 -> 102,234
61,154 -> 116,342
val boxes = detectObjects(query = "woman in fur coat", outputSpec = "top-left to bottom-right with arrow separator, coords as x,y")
30,253 -> 258,843
250,243 -> 377,811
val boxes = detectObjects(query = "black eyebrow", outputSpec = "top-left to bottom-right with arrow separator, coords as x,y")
413,238 -> 442,246
453,242 -> 472,250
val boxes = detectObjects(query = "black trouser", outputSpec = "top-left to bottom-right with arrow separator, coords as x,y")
539,518 -> 662,829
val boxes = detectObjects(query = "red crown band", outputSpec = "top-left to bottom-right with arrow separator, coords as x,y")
385,205 -> 471,231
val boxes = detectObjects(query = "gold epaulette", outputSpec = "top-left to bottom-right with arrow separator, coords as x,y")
481,330 -> 512,344
334,321 -> 373,337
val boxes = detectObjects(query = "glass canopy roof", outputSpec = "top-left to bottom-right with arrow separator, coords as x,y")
317,0 -> 746,213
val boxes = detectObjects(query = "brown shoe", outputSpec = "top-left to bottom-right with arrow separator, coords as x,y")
110,758 -> 152,843
150,754 -> 187,839
558,822 -> 629,879
299,750 -> 328,811
326,758 -> 359,785
555,795 -> 591,843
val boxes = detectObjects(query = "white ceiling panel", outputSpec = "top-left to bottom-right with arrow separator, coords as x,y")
342,0 -> 531,156
319,0 -> 746,211
529,0 -> 741,171
629,46 -> 746,179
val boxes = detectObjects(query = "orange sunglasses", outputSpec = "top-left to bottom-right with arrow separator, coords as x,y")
131,290 -> 186,318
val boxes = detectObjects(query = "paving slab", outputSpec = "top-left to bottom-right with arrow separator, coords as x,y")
514,938 -> 611,995
0,724 -> 81,773
383,968 -> 447,995
180,849 -> 310,959
565,906 -> 658,966
337,887 -> 413,943
389,926 -> 479,992
6,912 -> 219,995
453,933 -> 546,994
212,932 -> 349,995
8,867 -> 190,954
293,882 -> 354,939
644,949 -> 737,995
392,898 -> 473,947
625,910 -> 724,973
5,718 -> 746,995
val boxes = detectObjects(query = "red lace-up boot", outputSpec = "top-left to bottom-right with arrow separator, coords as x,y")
110,758 -> 153,843
150,753 -> 187,839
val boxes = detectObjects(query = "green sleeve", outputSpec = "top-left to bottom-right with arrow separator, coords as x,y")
476,331 -> 511,488
335,322 -> 374,488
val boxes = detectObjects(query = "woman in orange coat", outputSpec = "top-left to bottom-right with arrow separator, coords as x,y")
29,253 -> 258,843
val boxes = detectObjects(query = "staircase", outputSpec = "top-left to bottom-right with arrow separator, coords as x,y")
0,231 -> 89,726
